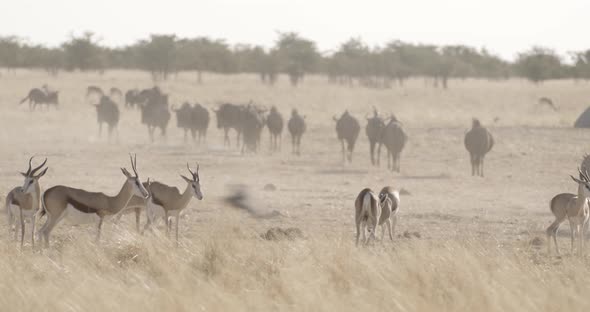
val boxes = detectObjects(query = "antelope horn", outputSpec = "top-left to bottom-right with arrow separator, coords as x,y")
187,163 -> 196,179
25,156 -> 34,176
129,154 -> 138,177
30,158 -> 48,176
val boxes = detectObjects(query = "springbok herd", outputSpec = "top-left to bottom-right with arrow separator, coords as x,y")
12,82 -> 587,255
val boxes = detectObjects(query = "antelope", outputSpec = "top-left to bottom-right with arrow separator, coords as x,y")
378,186 -> 401,241
5,157 -> 48,247
37,155 -> 149,247
546,168 -> 590,256
355,188 -> 380,245
140,163 -> 203,245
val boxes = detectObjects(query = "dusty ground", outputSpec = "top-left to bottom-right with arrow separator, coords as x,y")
1,70 -> 590,311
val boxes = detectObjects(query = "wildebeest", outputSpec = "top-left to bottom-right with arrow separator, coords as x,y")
173,102 -> 194,142
86,86 -> 103,98
215,103 -> 244,147
241,104 -> 266,154
366,108 -> 386,166
191,103 -> 210,144
381,115 -> 407,172
464,118 -> 494,177
95,95 -> 120,139
19,88 -> 59,111
266,106 -> 284,151
333,111 -> 360,163
139,89 -> 171,142
110,87 -> 123,99
125,89 -> 141,109
287,109 -> 306,155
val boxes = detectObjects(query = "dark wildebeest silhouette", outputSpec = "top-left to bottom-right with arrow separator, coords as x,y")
333,111 -> 360,163
172,102 -> 194,142
241,105 -> 266,154
464,118 -> 494,177
366,108 -> 386,166
86,86 -> 103,99
191,103 -> 210,145
110,87 -> 123,99
266,106 -> 284,151
215,103 -> 243,147
125,89 -> 141,109
381,115 -> 407,172
139,90 -> 170,142
287,109 -> 306,155
19,88 -> 59,111
95,95 -> 120,140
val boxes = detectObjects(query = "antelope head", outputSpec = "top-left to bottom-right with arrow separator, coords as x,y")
378,192 -> 391,208
571,167 -> 590,197
121,154 -> 150,199
181,163 -> 203,200
20,157 -> 48,194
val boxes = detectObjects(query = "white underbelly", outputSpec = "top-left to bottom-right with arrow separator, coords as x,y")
63,205 -> 101,225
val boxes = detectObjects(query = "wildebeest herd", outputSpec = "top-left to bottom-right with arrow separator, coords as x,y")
19,85 -> 494,173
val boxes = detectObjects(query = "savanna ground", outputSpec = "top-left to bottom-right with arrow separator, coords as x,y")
0,70 -> 590,311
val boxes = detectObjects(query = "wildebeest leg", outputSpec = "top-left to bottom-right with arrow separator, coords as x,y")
470,153 -> 476,176
291,135 -> 295,154
340,140 -> 346,163
183,129 -> 187,143
224,128 -> 230,146
269,133 -> 273,151
98,122 -> 103,138
297,136 -> 302,155
376,142 -> 382,166
148,126 -> 155,142
480,156 -> 485,177
369,140 -> 375,166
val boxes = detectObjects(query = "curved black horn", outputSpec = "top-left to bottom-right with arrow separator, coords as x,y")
30,158 -> 48,176
187,163 -> 196,179
25,156 -> 34,176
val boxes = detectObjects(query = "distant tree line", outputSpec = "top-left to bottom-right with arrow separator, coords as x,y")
0,31 -> 588,87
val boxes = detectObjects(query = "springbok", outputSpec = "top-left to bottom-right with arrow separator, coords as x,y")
378,186 -> 401,241
139,163 -> 203,245
546,168 -> 590,256
355,188 -> 380,245
38,155 -> 149,247
5,157 -> 48,247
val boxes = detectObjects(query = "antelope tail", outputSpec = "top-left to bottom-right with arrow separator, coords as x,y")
362,191 -> 372,222
37,192 -> 47,218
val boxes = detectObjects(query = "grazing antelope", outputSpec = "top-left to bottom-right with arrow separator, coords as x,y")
38,155 -> 149,247
355,188 -> 380,245
5,157 -> 48,247
140,163 -> 203,245
546,168 -> 590,256
464,118 -> 494,177
378,186 -> 401,241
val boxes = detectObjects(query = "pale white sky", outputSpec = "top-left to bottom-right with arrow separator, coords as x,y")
2,0 -> 588,61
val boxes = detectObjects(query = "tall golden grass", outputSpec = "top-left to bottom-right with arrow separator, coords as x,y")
1,70 -> 590,311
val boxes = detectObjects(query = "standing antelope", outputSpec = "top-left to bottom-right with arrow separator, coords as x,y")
38,155 -> 149,247
546,168 -> 590,256
5,157 -> 48,247
378,186 -> 401,241
140,163 -> 203,245
355,188 -> 380,245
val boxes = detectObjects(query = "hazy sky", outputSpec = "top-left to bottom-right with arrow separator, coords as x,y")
3,0 -> 588,60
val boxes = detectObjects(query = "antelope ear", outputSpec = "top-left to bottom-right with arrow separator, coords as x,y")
35,167 -> 48,178
180,175 -> 192,183
121,168 -> 131,177
572,175 -> 583,184
20,172 -> 27,177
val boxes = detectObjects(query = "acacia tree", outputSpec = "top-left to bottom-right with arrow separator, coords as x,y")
62,32 -> 104,72
275,32 -> 319,86
516,47 -> 563,84
136,34 -> 177,80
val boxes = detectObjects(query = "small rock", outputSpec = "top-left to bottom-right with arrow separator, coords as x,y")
530,237 -> 544,247
264,184 -> 277,191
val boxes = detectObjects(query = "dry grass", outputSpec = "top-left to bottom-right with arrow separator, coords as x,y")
1,70 -> 590,311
